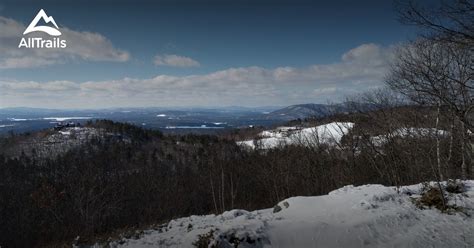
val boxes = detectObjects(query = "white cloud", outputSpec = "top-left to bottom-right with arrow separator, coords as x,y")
1,80 -> 78,92
0,43 -> 393,108
0,16 -> 130,69
342,43 -> 383,63
154,54 -> 200,67
0,57 -> 58,69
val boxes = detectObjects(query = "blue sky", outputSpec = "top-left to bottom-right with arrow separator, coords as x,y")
0,0 -> 431,108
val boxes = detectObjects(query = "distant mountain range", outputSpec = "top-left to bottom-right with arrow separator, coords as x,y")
264,103 -> 347,120
0,103 -> 374,119
0,106 -> 281,114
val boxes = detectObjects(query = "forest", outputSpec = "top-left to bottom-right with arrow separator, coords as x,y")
0,97 -> 470,247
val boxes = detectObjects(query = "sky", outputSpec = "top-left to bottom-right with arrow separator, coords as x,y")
0,0 -> 431,109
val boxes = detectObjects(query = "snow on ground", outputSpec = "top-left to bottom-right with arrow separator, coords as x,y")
237,122 -> 354,149
7,127 -> 101,159
370,127 -> 449,146
59,131 -> 71,135
113,181 -> 474,248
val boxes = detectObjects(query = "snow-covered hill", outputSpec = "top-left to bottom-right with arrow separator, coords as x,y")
1,126 -> 130,159
111,181 -> 474,248
237,122 -> 354,149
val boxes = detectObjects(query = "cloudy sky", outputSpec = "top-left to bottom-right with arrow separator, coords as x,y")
0,0 -> 428,109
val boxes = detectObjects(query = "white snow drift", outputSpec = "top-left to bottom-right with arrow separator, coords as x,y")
113,180 -> 474,248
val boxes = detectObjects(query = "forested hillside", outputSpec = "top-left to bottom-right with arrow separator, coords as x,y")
0,101 -> 470,247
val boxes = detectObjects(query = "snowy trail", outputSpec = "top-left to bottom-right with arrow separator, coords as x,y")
267,184 -> 473,247
114,181 -> 474,248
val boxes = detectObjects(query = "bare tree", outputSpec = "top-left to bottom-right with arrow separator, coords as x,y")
393,0 -> 474,180
387,37 -> 473,178
388,39 -> 473,127
396,0 -> 474,45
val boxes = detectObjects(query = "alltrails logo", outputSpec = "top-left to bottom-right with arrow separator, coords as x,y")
18,9 -> 67,48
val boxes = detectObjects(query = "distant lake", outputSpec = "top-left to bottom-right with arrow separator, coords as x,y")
0,109 -> 282,135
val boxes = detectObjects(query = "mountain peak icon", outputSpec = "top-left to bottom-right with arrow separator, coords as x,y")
23,9 -> 61,36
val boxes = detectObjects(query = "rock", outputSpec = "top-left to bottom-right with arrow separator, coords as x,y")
273,201 -> 289,213
273,205 -> 282,213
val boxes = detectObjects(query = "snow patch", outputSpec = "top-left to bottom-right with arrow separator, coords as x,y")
237,122 -> 354,149
114,180 -> 474,247
370,127 -> 449,146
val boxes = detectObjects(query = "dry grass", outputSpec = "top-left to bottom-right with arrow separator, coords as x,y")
414,181 -> 466,213
193,230 -> 216,248
417,187 -> 446,210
